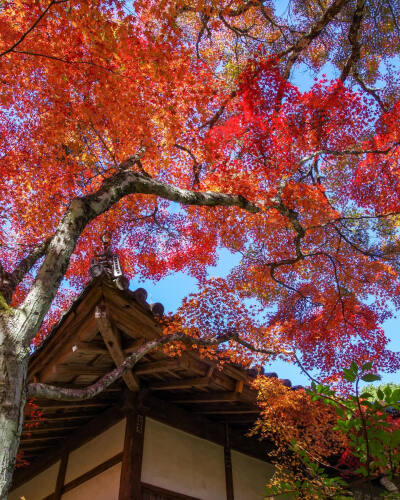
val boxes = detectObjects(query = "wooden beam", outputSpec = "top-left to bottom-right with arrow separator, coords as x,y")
72,341 -> 108,355
221,364 -> 249,383
31,305 -> 101,382
63,453 -> 122,494
96,304 -> 140,391
218,416 -> 258,424
123,337 -> 146,353
21,434 -> 68,443
173,392 -> 241,404
104,285 -> 158,329
119,408 -> 145,500
35,398 -> 115,409
145,393 -> 270,461
180,353 -> 212,376
54,453 -> 68,500
20,444 -> 58,452
224,424 -> 234,500
104,292 -> 160,340
141,482 -> 200,500
45,364 -> 110,377
150,376 -> 212,391
22,424 -> 80,434
196,409 -> 260,415
235,380 -> 244,393
36,413 -> 99,422
135,358 -> 189,375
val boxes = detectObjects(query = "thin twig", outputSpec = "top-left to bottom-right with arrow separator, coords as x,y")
0,0 -> 68,58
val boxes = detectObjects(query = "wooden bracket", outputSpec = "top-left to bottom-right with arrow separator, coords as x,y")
53,453 -> 68,500
95,304 -> 140,392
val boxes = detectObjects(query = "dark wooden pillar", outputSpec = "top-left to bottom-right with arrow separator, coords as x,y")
224,424 -> 234,500
118,398 -> 146,500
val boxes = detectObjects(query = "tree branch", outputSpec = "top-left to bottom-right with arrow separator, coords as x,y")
27,331 -> 279,401
200,91 -> 237,130
224,1 -> 258,18
11,50 -> 122,77
281,0 -> 349,79
0,238 -> 51,304
9,238 -> 51,291
175,143 -> 202,187
15,168 -> 259,345
299,142 -> 400,162
196,13 -> 210,59
340,0 -> 365,82
353,70 -> 387,112
0,0 -> 67,58
218,13 -> 264,43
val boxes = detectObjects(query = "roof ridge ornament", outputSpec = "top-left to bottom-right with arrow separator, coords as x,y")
89,232 -> 129,290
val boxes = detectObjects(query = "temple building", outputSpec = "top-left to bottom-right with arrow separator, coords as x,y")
9,247 -> 280,500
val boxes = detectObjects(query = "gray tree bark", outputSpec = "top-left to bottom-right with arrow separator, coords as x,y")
0,314 -> 29,499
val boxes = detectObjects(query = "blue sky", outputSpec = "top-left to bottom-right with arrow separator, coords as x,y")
130,245 -> 400,388
128,6 -> 400,387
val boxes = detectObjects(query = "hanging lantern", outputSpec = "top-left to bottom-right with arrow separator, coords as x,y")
89,233 -> 129,290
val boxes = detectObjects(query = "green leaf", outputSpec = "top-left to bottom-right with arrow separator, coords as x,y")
350,361 -> 359,374
360,392 -> 373,399
343,369 -> 356,382
361,361 -> 373,372
391,389 -> 400,402
361,399 -> 375,409
377,388 -> 384,400
361,373 -> 381,382
336,407 -> 346,418
391,436 -> 400,449
384,386 -> 393,399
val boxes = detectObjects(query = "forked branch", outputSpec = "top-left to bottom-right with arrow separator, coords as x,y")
0,238 -> 51,303
16,167 -> 260,345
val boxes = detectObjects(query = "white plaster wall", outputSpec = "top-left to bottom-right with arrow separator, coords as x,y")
64,419 -> 125,483
8,461 -> 60,500
141,418 -> 226,500
61,462 -> 121,500
231,450 -> 274,500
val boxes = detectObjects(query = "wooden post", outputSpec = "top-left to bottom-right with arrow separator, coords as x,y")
118,397 -> 146,500
53,452 -> 68,499
224,424 -> 234,500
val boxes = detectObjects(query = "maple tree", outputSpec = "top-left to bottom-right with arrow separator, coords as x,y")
255,364 -> 400,499
2,0 -> 400,497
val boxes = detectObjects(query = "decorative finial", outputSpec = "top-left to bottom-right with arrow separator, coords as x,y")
89,231 -> 129,290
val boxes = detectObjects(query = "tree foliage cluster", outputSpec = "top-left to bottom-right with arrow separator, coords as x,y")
255,364 -> 400,498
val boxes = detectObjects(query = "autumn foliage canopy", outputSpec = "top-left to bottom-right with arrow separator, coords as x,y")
3,0 -> 400,496
1,0 -> 400,381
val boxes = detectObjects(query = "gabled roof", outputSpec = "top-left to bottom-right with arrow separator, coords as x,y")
17,276 -> 296,484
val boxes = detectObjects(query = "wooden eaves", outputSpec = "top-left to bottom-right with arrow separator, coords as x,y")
13,276 -> 286,489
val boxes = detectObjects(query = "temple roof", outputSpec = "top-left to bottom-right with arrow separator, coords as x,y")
17,276 -> 298,484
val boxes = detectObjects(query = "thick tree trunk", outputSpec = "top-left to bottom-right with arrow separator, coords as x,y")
0,318 -> 29,500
